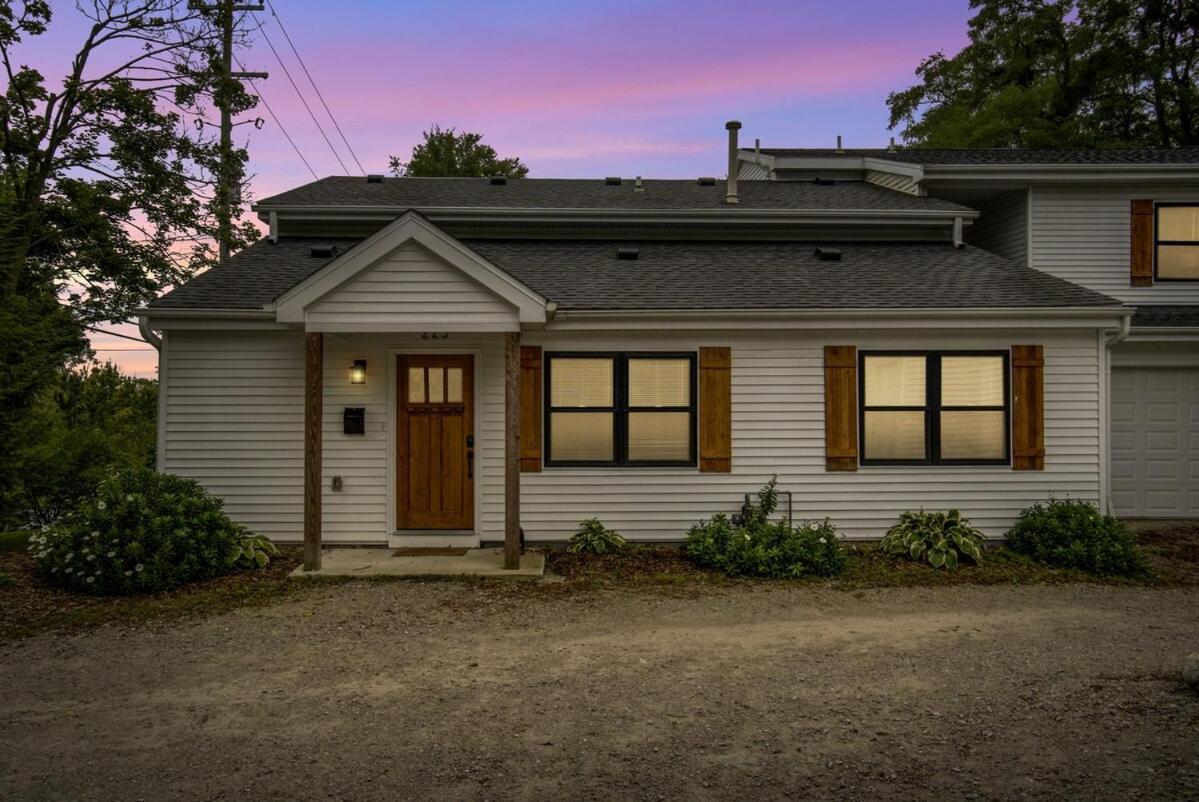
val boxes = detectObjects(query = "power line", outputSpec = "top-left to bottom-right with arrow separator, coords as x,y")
85,325 -> 150,344
236,54 -> 320,180
250,13 -> 349,173
265,0 -> 365,175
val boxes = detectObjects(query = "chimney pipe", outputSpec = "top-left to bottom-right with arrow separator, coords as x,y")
725,120 -> 742,204
835,134 -> 844,154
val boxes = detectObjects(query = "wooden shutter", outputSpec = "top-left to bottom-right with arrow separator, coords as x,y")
698,346 -> 732,472
1012,345 -> 1045,471
824,345 -> 858,471
1131,199 -> 1154,287
519,345 -> 542,472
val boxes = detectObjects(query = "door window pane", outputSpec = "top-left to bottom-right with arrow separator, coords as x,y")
864,411 -> 926,460
551,358 -> 613,407
941,357 -> 1005,406
550,413 -> 614,462
446,367 -> 463,403
1158,206 -> 1199,241
407,367 -> 425,403
627,412 -> 691,461
427,367 -> 444,402
628,359 -> 690,407
1157,245 -> 1199,279
864,356 -> 926,406
940,411 -> 1006,460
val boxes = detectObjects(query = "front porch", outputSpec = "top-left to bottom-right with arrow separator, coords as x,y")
290,547 -> 545,579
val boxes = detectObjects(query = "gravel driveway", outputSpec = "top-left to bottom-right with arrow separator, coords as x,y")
2,581 -> 1197,800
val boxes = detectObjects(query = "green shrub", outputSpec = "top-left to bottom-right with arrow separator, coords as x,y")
567,518 -> 627,554
685,478 -> 845,578
29,467 -> 262,595
881,509 -> 985,569
1006,498 -> 1147,576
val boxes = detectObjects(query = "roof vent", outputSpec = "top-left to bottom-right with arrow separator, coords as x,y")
605,176 -> 622,186
489,176 -> 508,185
814,247 -> 842,262
813,177 -> 836,186
634,176 -> 644,192
697,176 -> 717,186
310,245 -> 340,259
615,245 -> 639,260
366,174 -> 384,183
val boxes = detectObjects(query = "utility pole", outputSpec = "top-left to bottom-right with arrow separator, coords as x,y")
192,0 -> 267,262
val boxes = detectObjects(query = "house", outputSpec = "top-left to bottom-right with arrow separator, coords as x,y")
738,143 -> 1199,519
139,123 -> 1196,570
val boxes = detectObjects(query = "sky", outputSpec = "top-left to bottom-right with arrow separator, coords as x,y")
28,0 -> 973,377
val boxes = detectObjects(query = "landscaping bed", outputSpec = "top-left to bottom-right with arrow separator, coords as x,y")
0,532 -> 304,640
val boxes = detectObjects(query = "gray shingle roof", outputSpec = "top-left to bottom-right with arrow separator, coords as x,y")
152,237 -> 361,309
1130,305 -> 1199,327
466,240 -> 1118,310
754,147 -> 1199,165
151,236 -> 1119,312
255,176 -> 970,212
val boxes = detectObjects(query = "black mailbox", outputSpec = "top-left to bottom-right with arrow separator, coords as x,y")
343,407 -> 365,435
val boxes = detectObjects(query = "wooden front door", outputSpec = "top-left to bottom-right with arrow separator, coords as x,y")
397,355 -> 474,529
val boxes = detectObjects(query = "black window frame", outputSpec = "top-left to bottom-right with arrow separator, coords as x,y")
544,351 -> 698,468
858,350 -> 1011,467
1154,202 -> 1199,282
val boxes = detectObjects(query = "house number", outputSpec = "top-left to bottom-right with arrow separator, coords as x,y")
421,332 -> 449,340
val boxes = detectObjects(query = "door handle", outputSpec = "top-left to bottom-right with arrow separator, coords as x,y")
467,450 -> 474,479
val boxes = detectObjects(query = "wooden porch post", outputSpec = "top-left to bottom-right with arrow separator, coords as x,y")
304,332 -> 323,571
504,331 -> 521,569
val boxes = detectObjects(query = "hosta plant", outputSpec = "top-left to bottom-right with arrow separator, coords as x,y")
567,518 -> 628,554
881,509 -> 985,569
229,533 -> 280,569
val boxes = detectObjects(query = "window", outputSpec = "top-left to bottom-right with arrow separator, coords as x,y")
545,353 -> 696,466
1156,204 -> 1199,280
859,351 -> 1009,465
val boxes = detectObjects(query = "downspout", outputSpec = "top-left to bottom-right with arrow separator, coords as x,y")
1101,312 -> 1132,514
138,315 -> 161,349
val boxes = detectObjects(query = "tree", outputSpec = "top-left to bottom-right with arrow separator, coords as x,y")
0,1 -> 257,523
6,363 -> 157,526
389,125 -> 529,178
887,0 -> 1199,148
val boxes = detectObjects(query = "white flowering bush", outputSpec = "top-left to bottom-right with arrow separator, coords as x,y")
30,467 -> 255,595
685,478 -> 846,578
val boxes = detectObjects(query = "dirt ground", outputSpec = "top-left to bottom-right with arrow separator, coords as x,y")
2,580 -> 1197,801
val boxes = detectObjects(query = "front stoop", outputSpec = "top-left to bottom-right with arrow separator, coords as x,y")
288,547 -> 545,580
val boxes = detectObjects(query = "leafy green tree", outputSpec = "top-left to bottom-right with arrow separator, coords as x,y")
389,125 -> 529,177
0,1 -> 257,522
887,0 -> 1199,148
6,362 -> 157,527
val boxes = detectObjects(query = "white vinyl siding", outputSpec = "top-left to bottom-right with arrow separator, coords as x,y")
161,330 -> 305,540
966,189 -> 1028,264
1030,184 -> 1199,303
306,241 -> 518,330
519,330 -> 1102,541
160,328 -> 1104,544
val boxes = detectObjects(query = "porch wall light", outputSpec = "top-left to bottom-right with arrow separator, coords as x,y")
350,359 -> 367,385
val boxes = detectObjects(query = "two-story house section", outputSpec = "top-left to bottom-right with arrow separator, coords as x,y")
740,146 -> 1199,519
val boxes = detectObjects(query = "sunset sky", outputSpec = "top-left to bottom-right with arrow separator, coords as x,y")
32,0 -> 973,377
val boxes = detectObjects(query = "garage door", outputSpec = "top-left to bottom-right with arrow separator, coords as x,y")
1110,367 -> 1199,517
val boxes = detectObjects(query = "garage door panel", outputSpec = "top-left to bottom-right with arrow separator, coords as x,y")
1111,367 -> 1199,518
